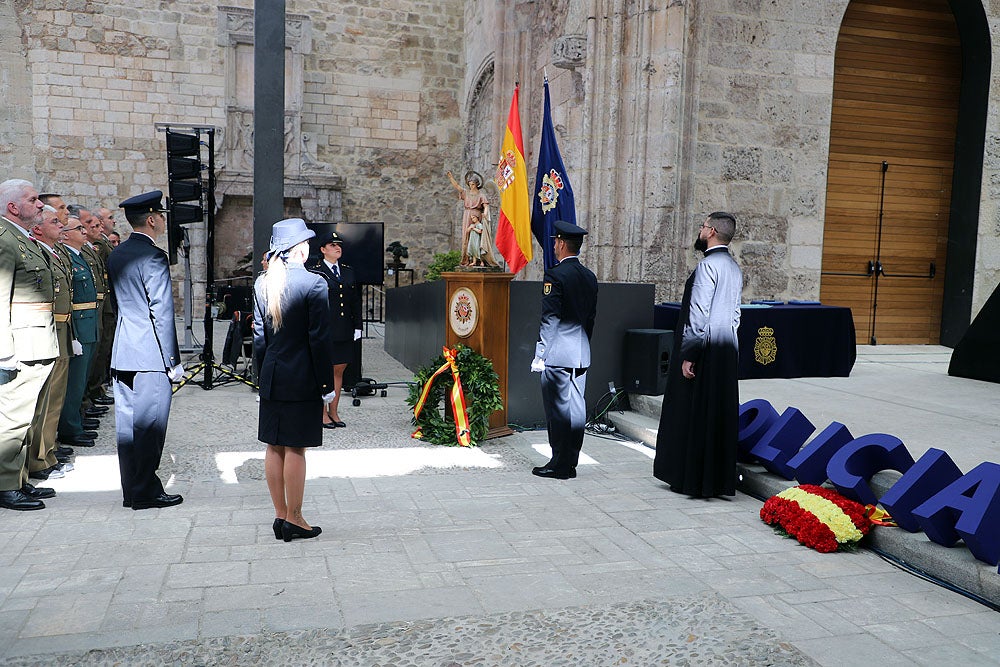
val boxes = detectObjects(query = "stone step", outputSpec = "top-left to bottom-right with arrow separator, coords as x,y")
624,392 -> 663,422
605,409 -> 659,448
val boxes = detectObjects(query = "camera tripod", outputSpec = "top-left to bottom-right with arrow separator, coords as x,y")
172,285 -> 258,394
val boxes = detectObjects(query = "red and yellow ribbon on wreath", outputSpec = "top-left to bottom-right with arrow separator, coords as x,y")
412,347 -> 472,447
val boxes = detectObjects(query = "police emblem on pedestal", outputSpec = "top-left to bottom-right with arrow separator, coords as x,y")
754,326 -> 777,365
448,287 -> 479,338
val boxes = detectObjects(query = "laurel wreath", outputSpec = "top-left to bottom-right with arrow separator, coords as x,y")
405,345 -> 503,446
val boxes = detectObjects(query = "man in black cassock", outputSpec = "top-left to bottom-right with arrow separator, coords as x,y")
654,212 -> 743,497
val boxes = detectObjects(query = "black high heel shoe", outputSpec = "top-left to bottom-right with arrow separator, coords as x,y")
272,518 -> 284,540
281,521 -> 322,542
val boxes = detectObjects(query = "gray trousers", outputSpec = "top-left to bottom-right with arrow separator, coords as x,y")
540,365 -> 588,472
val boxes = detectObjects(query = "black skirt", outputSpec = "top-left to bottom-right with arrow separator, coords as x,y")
258,397 -> 324,447
330,339 -> 355,365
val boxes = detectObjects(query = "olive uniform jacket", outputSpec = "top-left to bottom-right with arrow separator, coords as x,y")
0,217 -> 58,362
39,241 -> 74,356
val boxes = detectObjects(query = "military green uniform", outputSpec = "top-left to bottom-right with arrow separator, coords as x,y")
85,239 -> 114,402
0,217 -> 58,491
23,241 -> 74,477
57,246 -> 98,443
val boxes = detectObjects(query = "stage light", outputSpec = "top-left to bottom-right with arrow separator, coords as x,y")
164,129 -> 206,265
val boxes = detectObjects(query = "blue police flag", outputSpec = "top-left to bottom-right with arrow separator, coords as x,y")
530,77 -> 576,270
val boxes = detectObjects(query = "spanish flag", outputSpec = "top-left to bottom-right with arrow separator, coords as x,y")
493,84 -> 532,273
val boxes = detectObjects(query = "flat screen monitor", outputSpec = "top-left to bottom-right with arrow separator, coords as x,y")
306,221 -> 384,286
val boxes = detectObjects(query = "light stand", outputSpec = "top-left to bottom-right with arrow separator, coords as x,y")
159,124 -> 256,393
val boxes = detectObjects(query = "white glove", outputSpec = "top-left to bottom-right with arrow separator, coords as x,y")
0,354 -> 16,370
530,357 -> 545,373
353,329 -> 362,341
322,390 -> 337,404
71,340 -> 83,356
167,364 -> 185,382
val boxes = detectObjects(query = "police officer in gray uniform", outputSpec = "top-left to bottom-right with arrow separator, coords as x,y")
108,191 -> 184,510
530,220 -> 598,480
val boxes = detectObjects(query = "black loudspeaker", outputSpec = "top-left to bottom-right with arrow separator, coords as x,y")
306,222 -> 385,285
622,328 -> 672,395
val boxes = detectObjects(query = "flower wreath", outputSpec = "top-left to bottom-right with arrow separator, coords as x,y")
760,484 -> 874,553
405,345 -> 503,447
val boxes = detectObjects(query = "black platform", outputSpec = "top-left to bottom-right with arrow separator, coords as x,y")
654,302 -> 856,379
385,281 -> 655,428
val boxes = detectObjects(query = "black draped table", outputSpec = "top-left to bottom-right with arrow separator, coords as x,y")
653,302 -> 856,379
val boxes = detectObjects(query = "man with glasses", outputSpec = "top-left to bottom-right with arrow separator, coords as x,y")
654,212 -> 743,498
0,179 -> 58,510
56,215 -> 99,453
22,207 -> 77,485
77,207 -> 114,411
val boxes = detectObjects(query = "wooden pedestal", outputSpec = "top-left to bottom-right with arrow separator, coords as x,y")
442,271 -> 514,439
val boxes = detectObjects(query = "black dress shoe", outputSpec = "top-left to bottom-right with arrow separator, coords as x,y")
85,406 -> 109,416
32,464 -> 69,480
21,483 -> 55,499
531,466 -> 576,480
56,454 -> 73,464
81,430 -> 98,439
122,499 -> 131,508
93,395 -> 114,405
281,521 -> 321,542
82,418 -> 101,429
60,438 -> 94,447
332,420 -> 346,428
131,493 -> 183,510
0,489 -> 45,510
272,518 -> 285,540
322,422 -> 337,429
56,446 -> 74,456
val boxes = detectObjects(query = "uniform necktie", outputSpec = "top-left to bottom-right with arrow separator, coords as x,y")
332,264 -> 340,281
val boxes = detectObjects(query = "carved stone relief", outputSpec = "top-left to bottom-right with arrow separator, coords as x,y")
218,6 -> 315,177
553,35 -> 587,69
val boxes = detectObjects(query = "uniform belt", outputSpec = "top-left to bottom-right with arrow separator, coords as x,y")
10,301 -> 54,313
54,313 -> 71,323
72,301 -> 97,310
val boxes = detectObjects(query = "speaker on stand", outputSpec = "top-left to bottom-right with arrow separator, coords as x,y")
622,329 -> 673,396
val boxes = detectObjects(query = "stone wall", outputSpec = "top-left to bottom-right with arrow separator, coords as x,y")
462,0 -> 1000,318
0,0 -> 34,178
979,10 -> 1000,316
1,0 -> 463,313
4,0 -> 1000,323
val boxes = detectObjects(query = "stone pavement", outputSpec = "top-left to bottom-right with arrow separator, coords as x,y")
1,330 -> 998,665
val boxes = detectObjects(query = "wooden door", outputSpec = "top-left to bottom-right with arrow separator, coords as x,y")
820,0 -> 960,344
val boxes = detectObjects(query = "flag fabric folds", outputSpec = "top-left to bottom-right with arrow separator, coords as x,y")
493,84 -> 532,274
531,78 -> 576,270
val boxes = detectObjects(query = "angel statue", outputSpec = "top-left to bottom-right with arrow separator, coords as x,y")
448,170 -> 499,268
